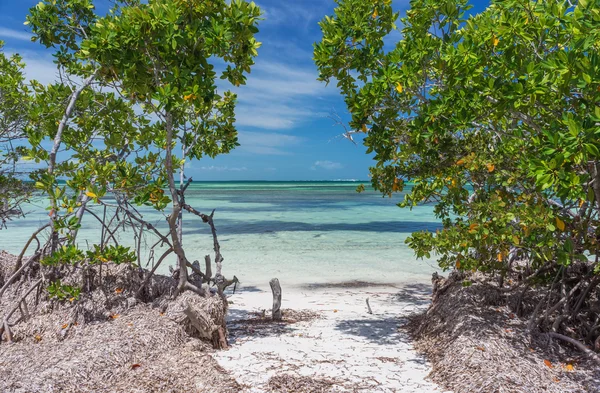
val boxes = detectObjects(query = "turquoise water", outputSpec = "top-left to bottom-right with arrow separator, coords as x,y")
0,182 -> 442,287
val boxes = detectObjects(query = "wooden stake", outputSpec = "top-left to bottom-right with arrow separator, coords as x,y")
270,278 -> 282,321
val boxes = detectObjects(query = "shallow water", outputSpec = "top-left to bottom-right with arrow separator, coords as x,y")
0,182 -> 442,287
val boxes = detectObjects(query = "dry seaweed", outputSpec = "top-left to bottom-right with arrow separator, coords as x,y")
267,373 -> 343,393
0,253 -> 239,393
406,273 -> 600,393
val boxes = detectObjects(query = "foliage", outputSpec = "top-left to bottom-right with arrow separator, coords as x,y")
0,41 -> 32,227
47,279 -> 81,301
315,0 -> 600,279
13,0 -> 262,299
86,244 -> 137,265
41,245 -> 85,266
77,0 -> 262,292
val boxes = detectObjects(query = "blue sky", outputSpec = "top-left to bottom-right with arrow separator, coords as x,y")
0,0 -> 490,181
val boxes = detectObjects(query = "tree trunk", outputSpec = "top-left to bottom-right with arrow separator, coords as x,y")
164,113 -> 189,295
177,142 -> 185,247
48,70 -> 98,252
270,278 -> 282,321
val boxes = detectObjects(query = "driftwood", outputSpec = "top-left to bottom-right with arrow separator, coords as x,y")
180,298 -> 228,349
182,301 -> 216,340
270,278 -> 282,321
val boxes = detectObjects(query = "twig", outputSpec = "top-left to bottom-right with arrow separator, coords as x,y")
1,279 -> 43,343
12,224 -> 50,274
135,248 -> 174,298
0,250 -> 42,301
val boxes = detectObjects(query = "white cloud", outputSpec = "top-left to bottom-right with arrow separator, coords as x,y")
0,27 -> 32,42
258,1 -> 328,30
311,160 -> 343,170
235,103 -> 314,130
237,131 -> 302,155
200,166 -> 248,172
4,48 -> 59,85
229,60 -> 337,130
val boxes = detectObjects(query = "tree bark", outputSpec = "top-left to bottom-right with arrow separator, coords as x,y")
164,113 -> 189,296
47,70 -> 98,251
270,278 -> 282,321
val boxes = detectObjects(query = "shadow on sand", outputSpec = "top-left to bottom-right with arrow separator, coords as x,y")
333,283 -> 433,345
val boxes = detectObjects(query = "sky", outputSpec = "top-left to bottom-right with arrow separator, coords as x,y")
0,0 -> 490,181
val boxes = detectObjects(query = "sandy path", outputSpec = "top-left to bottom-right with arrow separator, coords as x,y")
215,283 -> 450,393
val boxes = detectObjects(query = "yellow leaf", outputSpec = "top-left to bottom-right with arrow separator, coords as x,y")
512,235 -> 520,245
486,163 -> 495,172
61,323 -> 69,329
544,359 -> 553,368
372,8 -> 378,18
395,83 -> 403,93
579,199 -> 585,208
115,288 -> 123,294
492,35 -> 499,47
497,253 -> 503,262
34,334 -> 42,342
85,191 -> 97,198
183,93 -> 195,101
556,217 -> 566,231
67,206 -> 73,214
565,364 -> 574,372
456,260 -> 461,269
333,309 -> 338,313
362,124 -> 368,132
456,159 -> 465,165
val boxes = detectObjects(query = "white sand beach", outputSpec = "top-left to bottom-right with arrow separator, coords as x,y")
215,283 -> 449,393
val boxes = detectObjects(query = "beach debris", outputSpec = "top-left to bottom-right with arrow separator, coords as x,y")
366,297 -> 373,314
267,373 -> 340,393
406,272 -> 599,393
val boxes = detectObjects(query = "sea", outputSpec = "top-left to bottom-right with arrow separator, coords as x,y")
0,181 -> 442,288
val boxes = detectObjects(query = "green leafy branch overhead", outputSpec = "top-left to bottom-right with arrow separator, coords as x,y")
315,0 -> 600,275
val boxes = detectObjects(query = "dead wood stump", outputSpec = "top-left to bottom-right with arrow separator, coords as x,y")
270,278 -> 282,321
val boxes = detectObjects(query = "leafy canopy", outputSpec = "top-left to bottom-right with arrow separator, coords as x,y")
315,0 -> 600,277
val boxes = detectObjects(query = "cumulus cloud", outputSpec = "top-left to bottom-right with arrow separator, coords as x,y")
237,131 -> 303,155
199,166 -> 248,172
0,27 -> 32,42
222,60 -> 337,130
311,160 -> 343,170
